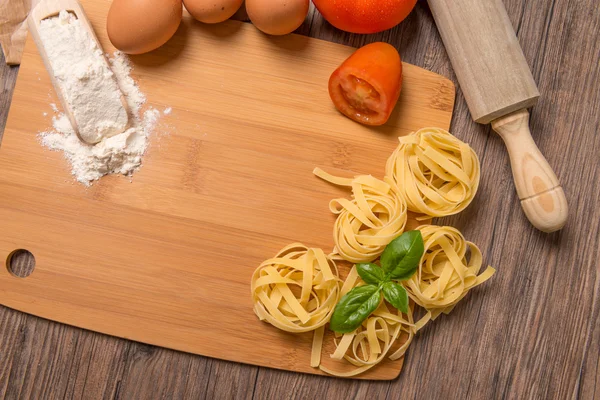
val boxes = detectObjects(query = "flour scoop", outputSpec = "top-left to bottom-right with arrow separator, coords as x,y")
27,0 -> 130,144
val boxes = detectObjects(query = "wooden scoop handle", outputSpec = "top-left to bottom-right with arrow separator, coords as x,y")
492,110 -> 568,232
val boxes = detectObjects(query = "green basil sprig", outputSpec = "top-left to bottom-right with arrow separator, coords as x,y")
329,230 -> 424,333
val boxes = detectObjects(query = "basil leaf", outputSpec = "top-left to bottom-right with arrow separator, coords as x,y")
380,230 -> 424,280
356,263 -> 387,285
382,281 -> 409,313
329,285 -> 382,333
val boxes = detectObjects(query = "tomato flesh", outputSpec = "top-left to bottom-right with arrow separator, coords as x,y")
339,75 -> 381,117
328,42 -> 403,126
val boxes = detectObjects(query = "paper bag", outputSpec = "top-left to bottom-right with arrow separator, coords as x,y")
0,0 -> 39,65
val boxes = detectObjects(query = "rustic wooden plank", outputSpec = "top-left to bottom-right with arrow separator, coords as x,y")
203,361 -> 258,399
0,308 -> 25,398
60,333 -> 128,399
578,291 -> 600,399
1,0 -> 599,398
253,369 -> 390,399
0,55 -> 18,141
394,0 -> 600,399
113,345 -> 204,399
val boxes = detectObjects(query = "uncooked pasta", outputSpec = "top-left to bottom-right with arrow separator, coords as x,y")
385,127 -> 480,218
313,167 -> 407,263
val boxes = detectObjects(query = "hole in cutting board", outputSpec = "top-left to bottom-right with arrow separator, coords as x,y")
6,249 -> 36,278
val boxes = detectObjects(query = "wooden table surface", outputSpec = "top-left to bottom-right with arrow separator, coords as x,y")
1,0 -> 599,398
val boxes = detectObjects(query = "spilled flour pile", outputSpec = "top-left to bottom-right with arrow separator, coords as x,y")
39,51 -> 161,186
37,11 -> 164,186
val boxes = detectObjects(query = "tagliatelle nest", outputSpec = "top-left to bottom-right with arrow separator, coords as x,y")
385,127 -> 480,218
405,225 -> 495,320
318,266 -> 420,378
313,168 -> 408,263
251,243 -> 341,333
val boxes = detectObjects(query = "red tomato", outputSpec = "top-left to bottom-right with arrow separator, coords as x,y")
329,42 -> 402,126
313,0 -> 417,34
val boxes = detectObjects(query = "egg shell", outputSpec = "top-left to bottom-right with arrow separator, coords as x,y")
184,0 -> 244,23
246,0 -> 309,36
107,0 -> 183,54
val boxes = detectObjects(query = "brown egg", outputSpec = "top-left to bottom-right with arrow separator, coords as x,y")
246,0 -> 309,36
184,0 -> 244,23
107,0 -> 183,54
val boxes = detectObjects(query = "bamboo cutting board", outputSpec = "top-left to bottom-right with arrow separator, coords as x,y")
0,1 -> 454,379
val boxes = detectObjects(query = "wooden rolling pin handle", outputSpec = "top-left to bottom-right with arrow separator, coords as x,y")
492,109 -> 568,232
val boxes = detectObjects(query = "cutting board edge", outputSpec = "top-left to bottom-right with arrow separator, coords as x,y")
0,8 -> 456,380
0,294 -> 403,380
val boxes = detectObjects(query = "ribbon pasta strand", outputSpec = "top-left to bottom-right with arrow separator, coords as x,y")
385,127 -> 480,218
313,167 -> 408,263
405,225 -> 496,321
251,128 -> 495,377
251,243 -> 341,332
251,244 -> 341,367
319,266 -> 416,377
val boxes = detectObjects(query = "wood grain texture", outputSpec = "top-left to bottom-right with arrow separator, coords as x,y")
1,0 -> 599,398
492,109 -> 568,232
427,0 -> 540,124
0,0 -> 454,381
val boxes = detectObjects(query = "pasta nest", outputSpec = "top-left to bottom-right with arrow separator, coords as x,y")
319,266 -> 417,378
385,127 -> 480,218
405,225 -> 495,319
314,168 -> 408,263
251,244 -> 340,333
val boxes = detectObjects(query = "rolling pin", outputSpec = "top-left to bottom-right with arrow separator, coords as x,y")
427,0 -> 568,232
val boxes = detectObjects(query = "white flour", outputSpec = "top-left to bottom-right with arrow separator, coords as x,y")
40,50 -> 161,186
41,114 -> 147,184
39,11 -> 128,144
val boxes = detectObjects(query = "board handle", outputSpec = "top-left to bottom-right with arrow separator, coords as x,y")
492,110 -> 568,232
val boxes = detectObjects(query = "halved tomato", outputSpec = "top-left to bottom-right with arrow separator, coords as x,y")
328,42 -> 403,126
